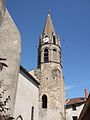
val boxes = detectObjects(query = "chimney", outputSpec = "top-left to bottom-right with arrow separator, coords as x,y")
84,88 -> 89,98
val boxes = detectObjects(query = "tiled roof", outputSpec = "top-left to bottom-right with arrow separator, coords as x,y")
66,97 -> 86,105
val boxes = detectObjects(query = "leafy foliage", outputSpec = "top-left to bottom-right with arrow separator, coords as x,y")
0,82 -> 23,120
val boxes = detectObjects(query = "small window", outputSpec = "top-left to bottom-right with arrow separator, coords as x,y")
44,48 -> 49,62
53,49 -> 57,52
42,94 -> 47,108
72,104 -> 76,110
72,116 -> 78,120
53,36 -> 56,44
31,106 -> 34,120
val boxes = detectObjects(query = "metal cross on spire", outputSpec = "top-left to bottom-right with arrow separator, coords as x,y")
48,9 -> 51,16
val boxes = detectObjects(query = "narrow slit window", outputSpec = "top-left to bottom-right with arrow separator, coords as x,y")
31,106 -> 34,120
53,36 -> 56,44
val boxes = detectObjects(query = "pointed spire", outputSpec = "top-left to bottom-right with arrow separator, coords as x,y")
43,11 -> 55,37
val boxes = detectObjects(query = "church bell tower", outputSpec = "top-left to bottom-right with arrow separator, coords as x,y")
37,12 -> 65,120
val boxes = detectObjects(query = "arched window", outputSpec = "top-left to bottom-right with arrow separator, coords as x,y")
53,48 -> 57,61
53,36 -> 56,44
44,48 -> 49,62
42,94 -> 47,108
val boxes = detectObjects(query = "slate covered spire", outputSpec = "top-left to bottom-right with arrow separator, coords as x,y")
43,11 -> 56,38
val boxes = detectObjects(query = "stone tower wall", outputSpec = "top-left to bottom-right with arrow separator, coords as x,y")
37,13 -> 65,120
39,62 -> 65,120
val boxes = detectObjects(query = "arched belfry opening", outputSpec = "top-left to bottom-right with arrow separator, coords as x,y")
53,48 -> 57,61
44,48 -> 49,62
42,94 -> 47,108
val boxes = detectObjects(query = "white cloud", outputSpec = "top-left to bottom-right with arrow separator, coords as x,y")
65,85 -> 76,90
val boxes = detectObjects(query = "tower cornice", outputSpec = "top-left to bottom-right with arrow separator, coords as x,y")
38,43 -> 61,50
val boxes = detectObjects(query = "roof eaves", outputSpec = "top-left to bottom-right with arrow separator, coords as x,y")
20,65 -> 40,86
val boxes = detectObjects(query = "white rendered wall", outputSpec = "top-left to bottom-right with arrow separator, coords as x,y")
66,104 -> 84,120
14,73 -> 39,120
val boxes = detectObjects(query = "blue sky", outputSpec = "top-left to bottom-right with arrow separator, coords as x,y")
6,0 -> 90,99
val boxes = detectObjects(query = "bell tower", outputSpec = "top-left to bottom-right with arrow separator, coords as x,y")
38,12 -> 65,120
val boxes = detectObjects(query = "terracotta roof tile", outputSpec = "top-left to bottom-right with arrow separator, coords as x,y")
66,97 -> 86,105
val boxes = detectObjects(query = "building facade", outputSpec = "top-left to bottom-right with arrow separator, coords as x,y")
66,89 -> 89,120
14,66 -> 40,120
1,2 -> 65,118
30,13 -> 65,120
2,1 -> 89,120
66,97 -> 86,120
